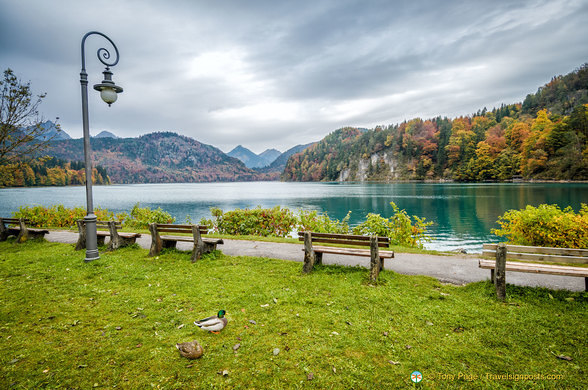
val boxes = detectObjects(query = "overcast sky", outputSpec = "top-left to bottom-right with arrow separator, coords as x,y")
1,0 -> 587,154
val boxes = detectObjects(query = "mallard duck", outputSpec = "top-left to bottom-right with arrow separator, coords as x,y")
194,310 -> 227,334
176,340 -> 204,359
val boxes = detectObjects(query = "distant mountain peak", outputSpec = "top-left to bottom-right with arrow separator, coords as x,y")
228,145 -> 284,168
25,120 -> 72,141
94,130 -> 119,139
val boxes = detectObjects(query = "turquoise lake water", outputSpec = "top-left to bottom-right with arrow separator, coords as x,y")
1,182 -> 586,252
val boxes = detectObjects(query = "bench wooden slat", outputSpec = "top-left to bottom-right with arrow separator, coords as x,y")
297,231 -> 390,243
479,259 -> 588,277
482,249 -> 588,265
483,243 -> 588,257
156,227 -> 208,234
297,236 -> 390,248
310,245 -> 394,258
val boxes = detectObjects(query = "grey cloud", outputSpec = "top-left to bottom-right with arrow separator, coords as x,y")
1,0 -> 587,153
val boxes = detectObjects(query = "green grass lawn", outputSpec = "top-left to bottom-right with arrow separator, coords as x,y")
0,240 -> 586,389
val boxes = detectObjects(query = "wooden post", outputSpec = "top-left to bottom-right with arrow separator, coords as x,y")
75,220 -> 86,250
107,221 -> 119,250
148,223 -> 162,257
0,218 -> 7,241
495,243 -> 507,301
369,235 -> 381,283
16,218 -> 28,243
302,231 -> 315,273
191,225 -> 205,263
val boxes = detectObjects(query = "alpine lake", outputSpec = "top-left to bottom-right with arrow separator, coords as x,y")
1,181 -> 586,253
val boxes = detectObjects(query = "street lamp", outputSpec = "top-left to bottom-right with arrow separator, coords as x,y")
80,31 -> 123,262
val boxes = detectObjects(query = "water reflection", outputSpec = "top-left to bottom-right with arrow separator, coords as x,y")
1,182 -> 586,253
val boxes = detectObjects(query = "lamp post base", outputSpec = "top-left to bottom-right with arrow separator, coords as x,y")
84,249 -> 100,262
83,213 -> 100,262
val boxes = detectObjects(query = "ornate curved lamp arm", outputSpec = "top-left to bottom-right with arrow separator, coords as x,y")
81,31 -> 120,72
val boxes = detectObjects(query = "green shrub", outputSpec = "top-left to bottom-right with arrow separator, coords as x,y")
492,203 -> 588,248
12,205 -> 116,228
125,202 -> 175,229
209,206 -> 297,237
297,210 -> 351,234
352,202 -> 433,248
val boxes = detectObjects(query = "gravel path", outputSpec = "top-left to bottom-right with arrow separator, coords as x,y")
45,230 -> 585,292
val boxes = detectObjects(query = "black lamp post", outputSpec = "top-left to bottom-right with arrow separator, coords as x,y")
80,31 -> 123,262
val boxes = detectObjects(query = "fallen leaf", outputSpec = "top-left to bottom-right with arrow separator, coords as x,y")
383,332 -> 389,337
217,369 -> 229,376
331,331 -> 339,336
43,369 -> 49,373
388,360 -> 400,365
556,355 -> 573,361
136,343 -> 142,348
115,326 -> 122,331
426,321 -> 434,326
177,324 -> 185,329
77,364 -> 87,369
261,304 -> 269,307
548,294 -> 554,299
453,326 -> 465,333
345,321 -> 353,326
307,373 -> 314,380
233,343 -> 241,352
273,348 -> 280,355
241,308 -> 246,312
236,336 -> 241,341
285,346 -> 290,351
332,366 -> 337,373
273,298 -> 278,303
249,319 -> 257,325
405,345 -> 412,349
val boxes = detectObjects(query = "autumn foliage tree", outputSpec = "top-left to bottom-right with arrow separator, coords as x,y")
0,68 -> 61,164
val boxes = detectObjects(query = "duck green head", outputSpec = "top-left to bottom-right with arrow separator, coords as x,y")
218,310 -> 226,318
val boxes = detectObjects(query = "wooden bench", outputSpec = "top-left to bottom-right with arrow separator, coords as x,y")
148,223 -> 224,262
75,220 -> 141,251
480,243 -> 588,294
0,217 -> 49,243
298,231 -> 394,281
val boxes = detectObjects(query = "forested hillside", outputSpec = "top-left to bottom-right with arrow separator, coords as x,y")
0,157 -> 109,187
283,64 -> 588,182
46,132 -> 270,183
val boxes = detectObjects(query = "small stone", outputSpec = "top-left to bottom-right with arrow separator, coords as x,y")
233,343 -> 241,352
115,326 -> 122,331
249,319 -> 257,325
383,331 -> 389,337
426,321 -> 434,326
273,348 -> 280,355
307,373 -> 314,380
388,360 -> 400,365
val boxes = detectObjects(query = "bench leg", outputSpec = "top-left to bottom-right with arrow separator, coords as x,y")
315,252 -> 323,266
148,223 -> 162,257
490,269 -> 495,284
97,236 -> 106,246
369,236 -> 381,283
302,232 -> 315,274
